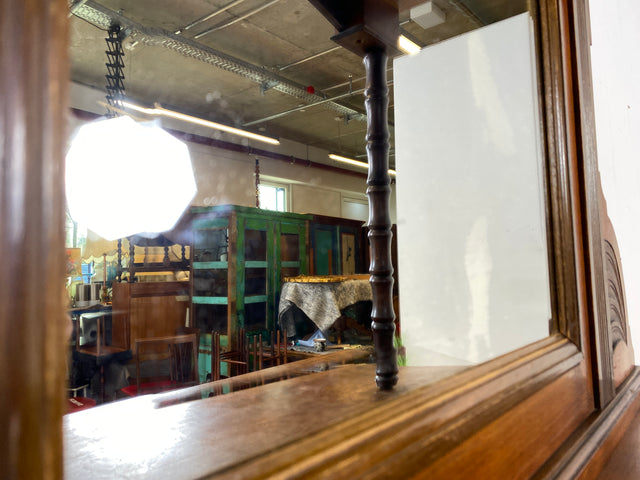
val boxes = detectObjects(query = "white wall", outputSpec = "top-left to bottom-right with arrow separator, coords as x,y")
394,13 -> 551,365
589,0 -> 640,357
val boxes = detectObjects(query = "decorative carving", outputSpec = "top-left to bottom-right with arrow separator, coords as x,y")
598,176 -> 634,388
604,240 -> 627,350
129,240 -> 136,282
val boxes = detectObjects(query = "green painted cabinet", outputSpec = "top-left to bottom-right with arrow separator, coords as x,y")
189,205 -> 310,348
308,215 -> 369,276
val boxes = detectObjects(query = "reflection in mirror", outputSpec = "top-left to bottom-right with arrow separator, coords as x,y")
64,0 -> 553,408
394,2 -> 551,366
57,0 -> 578,476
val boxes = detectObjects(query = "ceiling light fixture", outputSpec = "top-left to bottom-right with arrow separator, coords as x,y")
66,26 -> 196,241
329,153 -> 396,176
67,114 -> 197,240
398,35 -> 422,55
122,101 -> 280,145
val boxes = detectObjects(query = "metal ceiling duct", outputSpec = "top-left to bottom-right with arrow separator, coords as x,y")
71,0 -> 367,123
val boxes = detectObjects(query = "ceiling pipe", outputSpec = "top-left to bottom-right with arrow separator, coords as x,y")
71,0 -> 367,123
194,0 -> 282,39
278,46 -> 341,71
244,81 -> 394,127
323,68 -> 393,92
174,0 -> 248,34
243,87 -> 365,126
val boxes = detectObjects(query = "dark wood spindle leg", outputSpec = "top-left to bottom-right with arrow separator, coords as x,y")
365,49 -> 398,390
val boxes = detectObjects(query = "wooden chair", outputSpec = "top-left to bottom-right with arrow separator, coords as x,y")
74,310 -> 129,403
212,329 -> 248,381
211,329 -> 287,381
121,333 -> 199,396
261,330 -> 288,368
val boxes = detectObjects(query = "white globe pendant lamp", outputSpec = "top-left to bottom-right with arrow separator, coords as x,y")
65,115 -> 196,240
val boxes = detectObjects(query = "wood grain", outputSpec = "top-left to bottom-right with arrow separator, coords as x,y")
112,281 -> 190,350
533,368 -> 640,479
0,0 -> 69,478
213,336 -> 586,479
364,49 -> 398,391
595,374 -> 640,479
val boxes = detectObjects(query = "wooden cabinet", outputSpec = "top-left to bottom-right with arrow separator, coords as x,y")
308,215 -> 400,299
111,281 -> 190,349
308,215 -> 369,276
189,205 -> 310,346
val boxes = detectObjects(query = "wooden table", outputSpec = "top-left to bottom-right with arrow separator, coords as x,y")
278,274 -> 372,338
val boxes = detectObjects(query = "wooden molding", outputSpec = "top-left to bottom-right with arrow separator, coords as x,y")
533,367 -> 640,479
215,336 -> 588,478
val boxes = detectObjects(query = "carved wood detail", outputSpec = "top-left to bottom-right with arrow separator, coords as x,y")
604,240 -> 627,350
566,0 -> 615,407
598,178 -> 635,388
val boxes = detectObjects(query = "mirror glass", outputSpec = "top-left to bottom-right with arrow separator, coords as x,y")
395,1 -> 551,366
65,0 -> 551,404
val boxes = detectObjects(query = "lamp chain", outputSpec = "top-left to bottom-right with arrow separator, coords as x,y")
255,158 -> 260,208
105,24 -> 126,118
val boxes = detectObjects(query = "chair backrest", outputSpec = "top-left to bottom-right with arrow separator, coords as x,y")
133,333 -> 199,394
264,329 -> 288,366
211,329 -> 287,381
212,329 -> 248,381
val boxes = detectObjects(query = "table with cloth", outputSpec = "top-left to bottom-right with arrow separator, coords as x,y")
277,275 -> 372,339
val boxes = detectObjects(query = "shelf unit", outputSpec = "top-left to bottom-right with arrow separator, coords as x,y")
189,205 -> 310,349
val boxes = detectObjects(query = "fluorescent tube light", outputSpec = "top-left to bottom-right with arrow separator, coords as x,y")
122,101 -> 280,145
329,154 -> 396,176
398,35 -> 422,55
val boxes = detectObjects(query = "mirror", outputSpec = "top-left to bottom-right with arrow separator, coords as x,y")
394,2 -> 551,365
65,0 -> 553,401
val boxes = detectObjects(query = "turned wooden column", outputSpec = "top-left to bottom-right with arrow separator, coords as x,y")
307,0 -> 400,390
129,240 -> 136,281
117,238 -> 123,282
365,49 -> 398,390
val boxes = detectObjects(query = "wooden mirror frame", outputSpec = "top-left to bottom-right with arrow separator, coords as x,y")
2,0 -> 639,478
220,0 -> 640,477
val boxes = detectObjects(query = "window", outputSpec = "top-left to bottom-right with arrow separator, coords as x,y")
259,183 -> 287,212
65,209 -> 87,250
